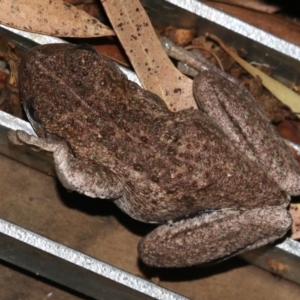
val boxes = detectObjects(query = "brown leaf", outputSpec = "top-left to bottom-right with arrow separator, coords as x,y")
276,120 -> 300,146
0,0 -> 114,38
100,0 -> 196,112
0,43 -> 23,118
92,38 -> 130,66
290,204 -> 300,239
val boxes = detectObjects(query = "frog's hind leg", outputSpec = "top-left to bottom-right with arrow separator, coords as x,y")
138,206 -> 291,267
193,70 -> 300,195
11,130 -> 123,199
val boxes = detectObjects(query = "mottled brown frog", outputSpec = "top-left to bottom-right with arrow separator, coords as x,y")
14,43 -> 300,267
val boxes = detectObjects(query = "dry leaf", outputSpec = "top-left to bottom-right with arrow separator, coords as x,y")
207,34 -> 300,114
92,39 -> 130,66
163,26 -> 196,47
0,0 -> 114,37
0,43 -> 22,118
100,0 -> 196,111
290,203 -> 300,239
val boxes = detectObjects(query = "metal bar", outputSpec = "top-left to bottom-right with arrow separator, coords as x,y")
166,0 -> 300,60
0,219 -> 188,300
241,239 -> 300,284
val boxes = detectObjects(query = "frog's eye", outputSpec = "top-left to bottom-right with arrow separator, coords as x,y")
23,97 -> 47,138
24,96 -> 40,124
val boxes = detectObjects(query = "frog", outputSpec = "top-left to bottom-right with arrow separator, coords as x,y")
12,43 -> 300,268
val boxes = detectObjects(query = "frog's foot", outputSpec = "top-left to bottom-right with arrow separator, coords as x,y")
8,129 -> 60,152
9,130 -> 123,199
138,206 -> 292,268
193,70 -> 300,195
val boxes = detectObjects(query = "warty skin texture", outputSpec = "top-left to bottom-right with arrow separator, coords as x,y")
17,43 -> 296,267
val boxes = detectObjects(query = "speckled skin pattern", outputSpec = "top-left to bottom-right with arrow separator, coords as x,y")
18,44 -> 295,267
194,71 -> 300,196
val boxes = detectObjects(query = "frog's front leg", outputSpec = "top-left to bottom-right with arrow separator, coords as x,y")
10,130 -> 123,199
138,206 -> 292,268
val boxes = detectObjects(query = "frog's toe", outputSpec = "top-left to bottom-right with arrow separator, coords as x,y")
7,129 -> 24,146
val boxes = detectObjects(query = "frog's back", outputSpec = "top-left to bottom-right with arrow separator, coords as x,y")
19,44 -> 286,223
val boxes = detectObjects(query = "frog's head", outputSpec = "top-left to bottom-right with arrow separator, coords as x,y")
19,43 -> 101,138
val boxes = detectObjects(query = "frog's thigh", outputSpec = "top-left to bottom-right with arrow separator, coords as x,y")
12,130 -> 123,199
138,206 -> 292,268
